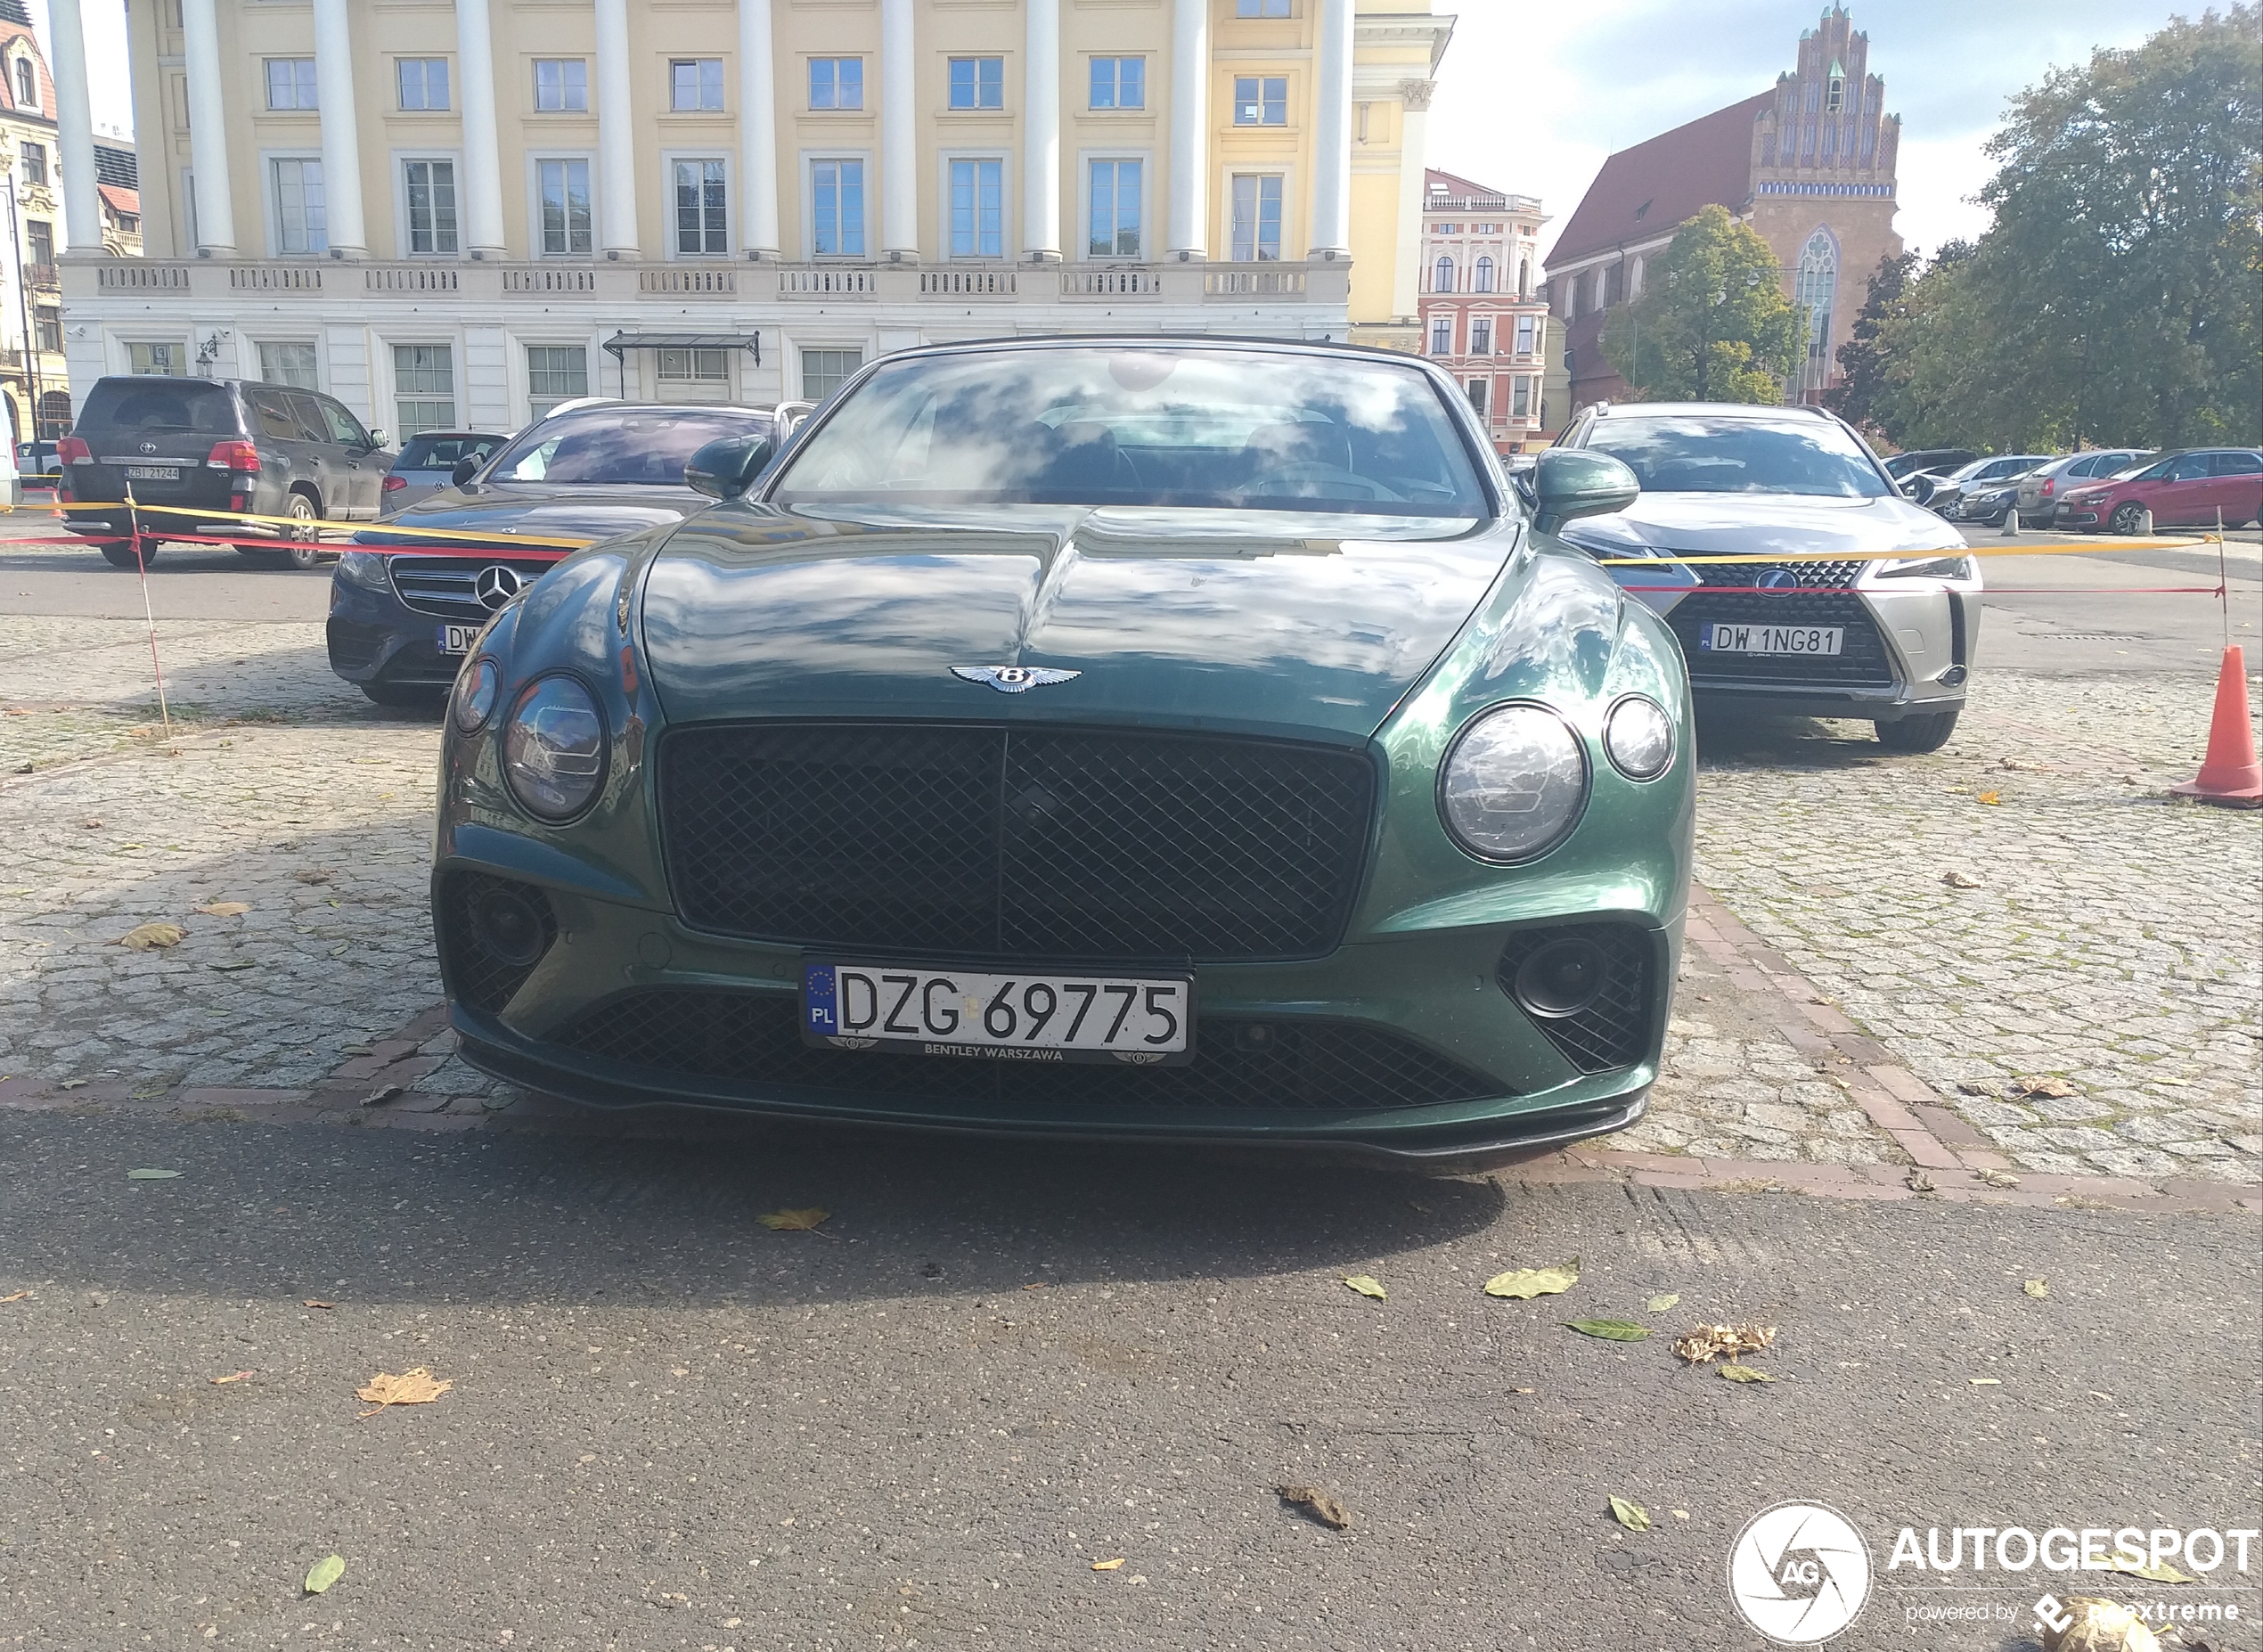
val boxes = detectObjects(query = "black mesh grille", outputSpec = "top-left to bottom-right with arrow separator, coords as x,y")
1695,560 -> 1864,591
326,617 -> 383,671
438,871 -> 558,1013
1668,592 -> 1894,687
559,989 -> 1503,1113
1497,924 -> 1654,1074
658,724 -> 1376,962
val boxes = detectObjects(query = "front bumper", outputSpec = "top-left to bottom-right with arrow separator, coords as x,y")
2055,504 -> 2105,529
327,568 -> 468,689
1662,580 -> 1977,723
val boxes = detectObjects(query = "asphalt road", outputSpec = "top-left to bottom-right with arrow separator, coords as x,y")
3,1110 -> 2257,1651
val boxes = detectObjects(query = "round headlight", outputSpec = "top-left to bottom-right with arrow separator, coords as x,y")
451,656 -> 500,734
502,675 -> 608,820
1602,694 -> 1675,781
1438,702 -> 1589,863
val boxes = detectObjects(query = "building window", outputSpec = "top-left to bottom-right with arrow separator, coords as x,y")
657,348 -> 728,382
1090,56 -> 1144,110
671,59 -> 725,112
1514,314 -> 1536,356
273,158 -> 327,254
34,307 -> 61,355
1474,255 -> 1494,293
1232,76 -> 1287,126
535,59 -> 588,112
810,159 -> 865,257
1795,227 -> 1838,372
1086,159 -> 1140,258
1469,317 -> 1492,355
1229,175 -> 1282,261
1236,0 -> 1291,14
672,159 -> 728,253
403,159 -> 460,254
28,218 -> 52,265
537,159 -> 592,255
949,159 -> 1004,258
1519,257 -> 1532,297
127,341 -> 186,377
12,54 -> 33,110
392,343 -> 456,434
948,57 -> 1004,111
398,58 -> 450,111
1467,379 -> 1488,417
266,58 -> 318,111
1429,317 -> 1451,355
259,340 -> 320,388
527,345 -> 588,411
809,57 -> 863,110
801,348 -> 862,400
19,140 -> 45,186
1433,255 -> 1452,293
1511,376 -> 1533,418
1605,262 -> 1625,306
1826,75 -> 1845,114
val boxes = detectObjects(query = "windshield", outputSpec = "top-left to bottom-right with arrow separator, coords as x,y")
485,408 -> 770,486
767,348 -> 1490,515
398,434 -> 502,471
1579,415 -> 1890,498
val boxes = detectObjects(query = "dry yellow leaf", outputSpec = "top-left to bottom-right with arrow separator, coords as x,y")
1976,790 -> 2002,805
1673,1323 -> 1777,1365
193,901 -> 251,918
757,1207 -> 830,1231
1277,1484 -> 1353,1530
1091,1558 -> 1126,1571
0,1289 -> 31,1304
355,1367 -> 452,1418
114,921 -> 185,950
211,1370 -> 254,1385
1342,1274 -> 1386,1300
304,1299 -> 337,1310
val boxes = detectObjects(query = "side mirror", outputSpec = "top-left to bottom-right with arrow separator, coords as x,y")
1531,448 -> 1639,536
365,429 -> 387,449
684,434 -> 775,501
451,455 -> 482,487
1900,473 -> 1936,504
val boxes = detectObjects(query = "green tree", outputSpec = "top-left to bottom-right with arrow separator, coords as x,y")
1599,204 -> 1804,403
1823,251 -> 1918,436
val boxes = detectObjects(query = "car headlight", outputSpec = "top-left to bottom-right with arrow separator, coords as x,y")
1602,695 -> 1675,781
1438,702 -> 1589,863
337,549 -> 391,591
451,656 -> 500,734
1871,553 -> 1977,579
502,675 -> 608,820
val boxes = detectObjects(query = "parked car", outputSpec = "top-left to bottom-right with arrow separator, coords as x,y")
1553,401 -> 1980,753
17,439 -> 61,482
430,336 -> 1693,1169
2014,449 -> 2153,527
57,375 -> 395,569
2054,448 -> 2263,535
1883,448 -> 1978,482
330,400 -> 788,707
380,430 -> 512,516
1925,454 -> 2053,520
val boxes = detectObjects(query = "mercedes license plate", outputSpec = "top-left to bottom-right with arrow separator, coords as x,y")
803,961 -> 1193,1065
1701,623 -> 1844,657
122,465 -> 179,481
437,624 -> 480,655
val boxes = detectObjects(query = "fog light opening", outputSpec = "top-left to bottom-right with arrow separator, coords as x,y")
472,887 -> 550,968
1513,938 -> 1608,1019
1233,1023 -> 1277,1054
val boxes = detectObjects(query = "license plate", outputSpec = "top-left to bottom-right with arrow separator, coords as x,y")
802,961 -> 1194,1065
437,624 -> 481,655
1701,623 -> 1844,657
123,465 -> 179,481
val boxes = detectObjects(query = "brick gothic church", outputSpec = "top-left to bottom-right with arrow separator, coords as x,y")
1544,6 -> 1904,413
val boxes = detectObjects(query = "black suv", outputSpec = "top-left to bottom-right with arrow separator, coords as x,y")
59,375 -> 396,569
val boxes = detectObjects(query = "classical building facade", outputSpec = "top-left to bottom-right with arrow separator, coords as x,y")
1416,167 -> 1547,453
53,0 -> 1452,437
1543,4 -> 1900,413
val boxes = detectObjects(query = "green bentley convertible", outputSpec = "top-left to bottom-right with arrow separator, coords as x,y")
434,338 -> 1691,1169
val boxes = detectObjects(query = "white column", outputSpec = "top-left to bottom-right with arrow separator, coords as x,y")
1022,0 -> 1060,259
739,0 -> 781,258
456,0 -> 507,257
1166,0 -> 1207,258
1392,80 -> 1432,320
49,0 -> 102,253
310,0 -> 368,257
595,0 -> 640,256
1308,0 -> 1353,258
179,0 -> 238,255
880,0 -> 917,258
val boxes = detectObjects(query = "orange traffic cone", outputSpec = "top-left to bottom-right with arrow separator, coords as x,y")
2169,646 -> 2263,807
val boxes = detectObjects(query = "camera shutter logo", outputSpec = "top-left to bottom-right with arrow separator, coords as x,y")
1727,1501 -> 1873,1644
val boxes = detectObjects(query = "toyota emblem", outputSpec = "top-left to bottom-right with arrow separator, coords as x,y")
475,565 -> 524,609
137,440 -> 159,454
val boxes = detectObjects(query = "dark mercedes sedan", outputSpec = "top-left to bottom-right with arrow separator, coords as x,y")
328,402 -> 784,707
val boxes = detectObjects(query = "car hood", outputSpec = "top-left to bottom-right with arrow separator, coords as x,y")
1561,491 -> 1965,558
359,483 -> 705,547
637,503 -> 1516,740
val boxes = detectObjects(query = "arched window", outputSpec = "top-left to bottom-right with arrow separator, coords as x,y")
1794,227 -> 1838,385
1517,257 -> 1531,299
1473,256 -> 1494,293
13,56 -> 33,111
1434,255 -> 1454,294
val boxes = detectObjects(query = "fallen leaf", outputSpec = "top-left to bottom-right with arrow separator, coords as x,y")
1673,1323 -> 1777,1365
1906,1168 -> 1937,1192
114,921 -> 185,950
294,869 -> 334,885
355,1368 -> 452,1417
1609,1496 -> 1652,1532
211,1370 -> 254,1385
303,1299 -> 336,1310
1719,1363 -> 1776,1383
1976,790 -> 2001,805
2013,1075 -> 2079,1099
0,1289 -> 31,1303
1483,1258 -> 1579,1300
360,1085 -> 403,1108
1564,1318 -> 1651,1341
2023,1279 -> 2050,1299
207,960 -> 257,972
57,1078 -> 86,1089
304,1554 -> 346,1595
192,902 -> 250,918
1942,870 -> 1984,889
1509,1386 -> 1535,1394
127,1168 -> 182,1180
1021,1282 -> 1047,1290
1970,1377 -> 2002,1386
2040,1596 -> 2163,1652
1671,1509 -> 1689,1520
1091,1558 -> 1126,1571
1646,1292 -> 1681,1313
1956,1081 -> 1997,1096
1978,1169 -> 2022,1189
1277,1484 -> 1352,1530
2108,1557 -> 2195,1585
1343,1274 -> 1386,1300
757,1207 -> 831,1232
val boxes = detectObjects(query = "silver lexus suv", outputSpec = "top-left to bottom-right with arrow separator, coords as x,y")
1551,402 -> 1981,753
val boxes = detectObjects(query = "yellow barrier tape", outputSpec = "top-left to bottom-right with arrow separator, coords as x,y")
1593,535 -> 2226,565
47,497 -> 596,551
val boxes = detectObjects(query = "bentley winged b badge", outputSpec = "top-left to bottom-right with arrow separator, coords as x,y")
951,666 -> 1083,693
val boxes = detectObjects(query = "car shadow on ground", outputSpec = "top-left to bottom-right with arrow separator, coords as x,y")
1691,708 -> 1896,770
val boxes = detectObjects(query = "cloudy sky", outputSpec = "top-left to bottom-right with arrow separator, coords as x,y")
29,0 -> 2199,264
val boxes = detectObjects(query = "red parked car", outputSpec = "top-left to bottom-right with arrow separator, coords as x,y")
2054,447 -> 2263,535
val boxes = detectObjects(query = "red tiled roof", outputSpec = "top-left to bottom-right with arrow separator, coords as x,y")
98,184 -> 140,217
1424,166 -> 1508,200
1548,91 -> 1771,270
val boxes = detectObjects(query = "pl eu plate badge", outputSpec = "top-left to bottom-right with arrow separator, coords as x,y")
804,962 -> 875,1050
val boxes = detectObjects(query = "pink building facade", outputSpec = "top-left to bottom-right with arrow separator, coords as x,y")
1417,168 -> 1551,454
